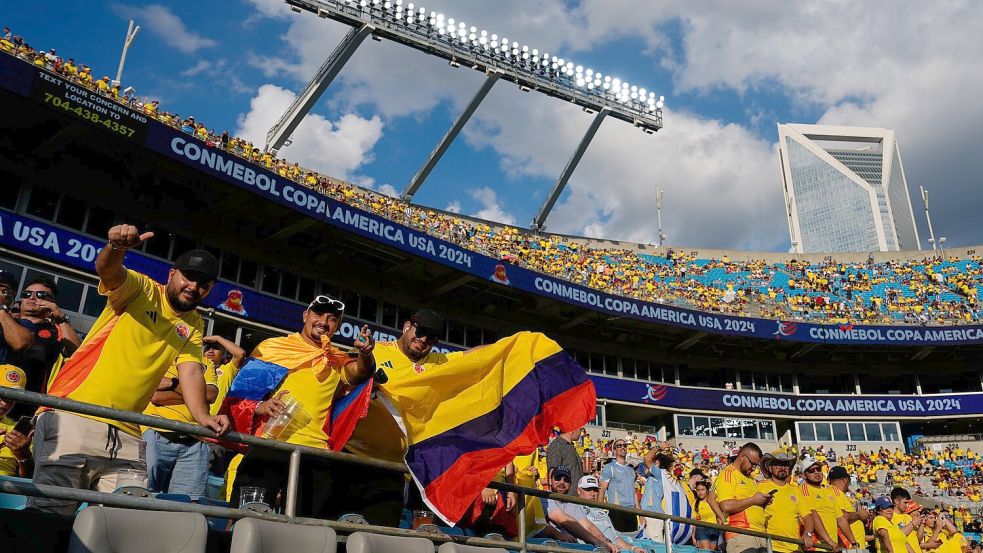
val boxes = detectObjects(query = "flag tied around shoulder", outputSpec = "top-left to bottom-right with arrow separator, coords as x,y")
401,331 -> 596,524
213,332 -> 372,453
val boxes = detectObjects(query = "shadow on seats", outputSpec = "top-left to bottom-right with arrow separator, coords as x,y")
346,531 -> 435,553
230,518 -> 336,553
67,506 -> 208,553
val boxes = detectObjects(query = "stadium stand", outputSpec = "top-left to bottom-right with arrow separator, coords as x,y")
3,30 -> 982,328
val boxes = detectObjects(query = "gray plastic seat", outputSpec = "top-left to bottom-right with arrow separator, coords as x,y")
67,506 -> 207,553
231,518 -> 337,553
346,531 -> 435,553
437,543 -> 509,553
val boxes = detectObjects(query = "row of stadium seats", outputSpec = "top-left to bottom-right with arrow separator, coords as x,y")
4,31 -> 983,326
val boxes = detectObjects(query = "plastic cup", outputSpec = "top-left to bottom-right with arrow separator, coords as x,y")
412,509 -> 434,529
262,395 -> 312,440
115,468 -> 148,492
239,486 -> 266,507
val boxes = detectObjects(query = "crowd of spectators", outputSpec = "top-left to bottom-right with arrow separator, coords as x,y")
4,28 -> 983,329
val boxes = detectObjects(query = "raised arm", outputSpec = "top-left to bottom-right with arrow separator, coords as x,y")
345,324 -> 376,384
98,225 -> 153,291
203,335 -> 246,367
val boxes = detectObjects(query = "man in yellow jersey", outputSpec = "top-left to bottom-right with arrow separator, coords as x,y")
229,293 -> 375,518
29,225 -> 229,514
891,487 -> 924,553
204,335 -> 245,416
759,450 -> 816,553
713,442 -> 773,553
801,457 -> 858,551
874,496 -> 915,553
343,309 -> 460,526
827,465 -> 871,550
0,366 -> 33,477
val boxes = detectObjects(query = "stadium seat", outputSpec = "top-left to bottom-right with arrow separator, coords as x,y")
67,506 -> 207,553
230,518 -> 336,553
437,543 -> 508,553
346,531 -> 435,553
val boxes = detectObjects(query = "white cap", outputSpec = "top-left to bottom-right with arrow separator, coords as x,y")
798,456 -> 823,474
578,475 -> 600,489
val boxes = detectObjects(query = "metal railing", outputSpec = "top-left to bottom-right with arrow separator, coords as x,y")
0,387 -> 818,553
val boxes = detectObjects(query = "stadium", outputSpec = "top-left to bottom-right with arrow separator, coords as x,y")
1,3 -> 982,553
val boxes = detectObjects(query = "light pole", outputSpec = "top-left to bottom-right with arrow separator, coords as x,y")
114,20 -> 140,87
939,236 -> 947,259
920,186 -> 938,256
656,186 -> 666,247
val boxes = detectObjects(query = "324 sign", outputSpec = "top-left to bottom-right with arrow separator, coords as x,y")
30,69 -> 149,142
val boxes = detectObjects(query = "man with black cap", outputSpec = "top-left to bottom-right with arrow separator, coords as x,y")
29,224 -> 229,514
0,270 -> 34,366
343,309 -> 461,525
827,465 -> 870,550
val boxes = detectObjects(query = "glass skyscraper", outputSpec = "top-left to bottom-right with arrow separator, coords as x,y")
778,124 -> 921,253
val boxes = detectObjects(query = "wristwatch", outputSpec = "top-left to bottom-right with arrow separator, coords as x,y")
52,314 -> 70,325
166,377 -> 179,391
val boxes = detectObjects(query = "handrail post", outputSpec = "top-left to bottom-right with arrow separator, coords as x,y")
766,535 -> 774,553
518,490 -> 527,553
664,514 -> 672,553
285,449 -> 301,517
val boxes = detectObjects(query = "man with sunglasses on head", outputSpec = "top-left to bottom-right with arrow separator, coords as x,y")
10,275 -> 82,405
599,438 -> 640,533
712,442 -> 774,553
230,293 -> 375,519
29,225 -> 229,514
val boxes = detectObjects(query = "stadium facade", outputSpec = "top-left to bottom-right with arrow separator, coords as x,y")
2,54 -> 983,463
778,123 -> 921,254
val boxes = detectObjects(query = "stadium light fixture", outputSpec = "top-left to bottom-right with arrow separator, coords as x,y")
283,0 -> 664,132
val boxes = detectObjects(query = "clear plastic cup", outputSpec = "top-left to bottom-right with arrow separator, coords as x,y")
412,509 -> 434,529
239,486 -> 266,507
262,394 -> 312,440
115,468 -> 148,492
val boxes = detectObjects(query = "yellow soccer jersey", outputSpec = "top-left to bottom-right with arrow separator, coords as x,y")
46,269 -> 206,436
142,361 -> 218,429
801,483 -> 840,544
762,482 -> 811,553
0,415 -> 22,476
210,361 -> 239,416
832,487 -> 868,547
344,341 -> 460,463
713,464 -> 766,534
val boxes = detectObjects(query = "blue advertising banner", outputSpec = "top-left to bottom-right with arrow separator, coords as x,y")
4,52 -> 983,347
591,375 -> 982,418
0,209 -> 458,352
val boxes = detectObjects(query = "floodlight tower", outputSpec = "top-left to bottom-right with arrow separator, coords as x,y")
656,186 -> 666,247
269,0 -> 665,230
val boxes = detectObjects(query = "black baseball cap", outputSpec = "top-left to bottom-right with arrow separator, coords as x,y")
828,466 -> 850,482
410,309 -> 444,338
173,250 -> 219,283
0,271 -> 18,291
551,466 -> 572,480
308,294 -> 345,315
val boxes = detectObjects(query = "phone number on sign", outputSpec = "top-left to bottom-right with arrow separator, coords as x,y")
41,92 -> 137,138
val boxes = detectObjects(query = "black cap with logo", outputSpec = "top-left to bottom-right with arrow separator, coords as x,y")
173,250 -> 219,283
410,309 -> 444,339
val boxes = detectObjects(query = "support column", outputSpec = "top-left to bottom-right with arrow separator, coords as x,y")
401,71 -> 501,202
531,108 -> 609,231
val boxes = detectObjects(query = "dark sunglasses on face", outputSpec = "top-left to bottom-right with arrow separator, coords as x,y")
21,290 -> 52,300
412,323 -> 439,340
805,466 -> 823,474
552,475 -> 571,483
615,443 -> 627,448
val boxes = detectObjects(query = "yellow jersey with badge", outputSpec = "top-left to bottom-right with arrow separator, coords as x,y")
45,269 -> 206,437
761,481 -> 811,553
344,341 -> 460,463
142,361 -> 218,431
874,514 -> 910,553
713,464 -> 766,534
801,482 -> 840,542
895,512 -> 923,553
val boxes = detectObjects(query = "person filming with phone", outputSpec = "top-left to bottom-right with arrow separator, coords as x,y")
12,275 -> 82,398
0,366 -> 33,477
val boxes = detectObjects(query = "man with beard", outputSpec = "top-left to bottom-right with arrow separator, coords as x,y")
229,294 -> 375,519
343,309 -> 458,526
759,450 -> 816,553
29,225 -> 229,514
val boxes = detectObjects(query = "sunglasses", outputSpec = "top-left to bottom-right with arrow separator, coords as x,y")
805,466 -> 823,474
615,443 -> 627,448
21,290 -> 53,300
552,475 -> 571,483
308,295 -> 345,313
412,323 -> 440,340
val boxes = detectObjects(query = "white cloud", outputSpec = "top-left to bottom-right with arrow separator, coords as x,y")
235,84 -> 384,179
112,4 -> 217,54
469,187 -> 517,225
378,184 -> 399,197
444,201 -> 462,214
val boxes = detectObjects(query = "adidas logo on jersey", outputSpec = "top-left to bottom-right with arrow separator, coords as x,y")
381,360 -> 394,369
146,310 -> 158,323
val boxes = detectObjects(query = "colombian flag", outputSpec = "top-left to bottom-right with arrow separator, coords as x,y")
216,333 -> 371,452
401,332 -> 596,523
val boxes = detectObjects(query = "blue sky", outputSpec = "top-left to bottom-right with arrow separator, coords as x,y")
5,1 -> 983,252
